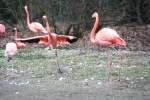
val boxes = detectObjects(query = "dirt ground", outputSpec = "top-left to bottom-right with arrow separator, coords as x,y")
0,48 -> 150,100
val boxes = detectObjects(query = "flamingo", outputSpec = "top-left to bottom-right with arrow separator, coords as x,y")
0,24 -> 6,37
90,12 -> 127,82
5,42 -> 18,62
24,5 -> 47,34
14,27 -> 27,49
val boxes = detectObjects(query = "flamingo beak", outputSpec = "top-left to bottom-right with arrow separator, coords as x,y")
67,36 -> 78,43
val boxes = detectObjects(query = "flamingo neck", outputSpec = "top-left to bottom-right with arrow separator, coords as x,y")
44,17 -> 53,41
25,8 -> 30,28
90,15 -> 99,43
44,17 -> 56,48
45,18 -> 51,33
15,42 -> 19,48
15,30 -> 18,40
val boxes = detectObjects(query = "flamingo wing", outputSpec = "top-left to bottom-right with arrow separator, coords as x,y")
56,35 -> 78,44
15,35 -> 49,44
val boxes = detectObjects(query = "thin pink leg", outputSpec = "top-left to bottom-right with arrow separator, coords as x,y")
117,49 -> 124,81
106,48 -> 112,84
55,49 -> 62,74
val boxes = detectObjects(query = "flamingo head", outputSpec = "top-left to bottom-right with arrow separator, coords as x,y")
92,12 -> 98,18
24,5 -> 27,10
43,15 -> 47,19
13,27 -> 17,31
13,27 -> 19,32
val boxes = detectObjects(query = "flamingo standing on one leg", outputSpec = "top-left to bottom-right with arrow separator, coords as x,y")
90,12 -> 127,82
0,24 -> 6,37
24,5 -> 47,34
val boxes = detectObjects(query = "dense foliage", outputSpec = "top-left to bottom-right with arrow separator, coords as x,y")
0,0 -> 150,33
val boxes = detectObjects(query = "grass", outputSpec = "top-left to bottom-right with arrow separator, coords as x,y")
0,48 -> 150,83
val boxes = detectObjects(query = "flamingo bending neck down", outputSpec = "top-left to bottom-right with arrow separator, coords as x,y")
5,42 -> 18,62
24,5 -> 47,34
90,12 -> 127,82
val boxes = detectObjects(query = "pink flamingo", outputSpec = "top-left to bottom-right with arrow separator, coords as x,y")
90,12 -> 127,82
14,27 -> 27,49
5,42 -> 18,62
24,5 -> 47,34
42,15 -> 78,49
0,24 -> 6,37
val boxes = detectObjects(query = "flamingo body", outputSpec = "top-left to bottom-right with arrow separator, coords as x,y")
5,41 -> 27,61
94,28 -> 126,46
5,42 -> 17,61
28,22 -> 47,33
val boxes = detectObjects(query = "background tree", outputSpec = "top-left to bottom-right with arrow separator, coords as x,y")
0,0 -> 150,33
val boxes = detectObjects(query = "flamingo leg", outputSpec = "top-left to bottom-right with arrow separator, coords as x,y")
113,47 -> 123,81
7,57 -> 12,62
55,49 -> 62,74
106,48 -> 112,83
117,49 -> 123,81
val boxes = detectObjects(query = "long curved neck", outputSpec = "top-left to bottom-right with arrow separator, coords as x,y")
90,15 -> 99,43
44,17 -> 50,33
44,17 -> 57,48
44,17 -> 52,38
15,29 -> 18,40
25,8 -> 30,27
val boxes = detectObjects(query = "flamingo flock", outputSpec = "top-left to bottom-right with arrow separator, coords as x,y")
3,5 -> 127,81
